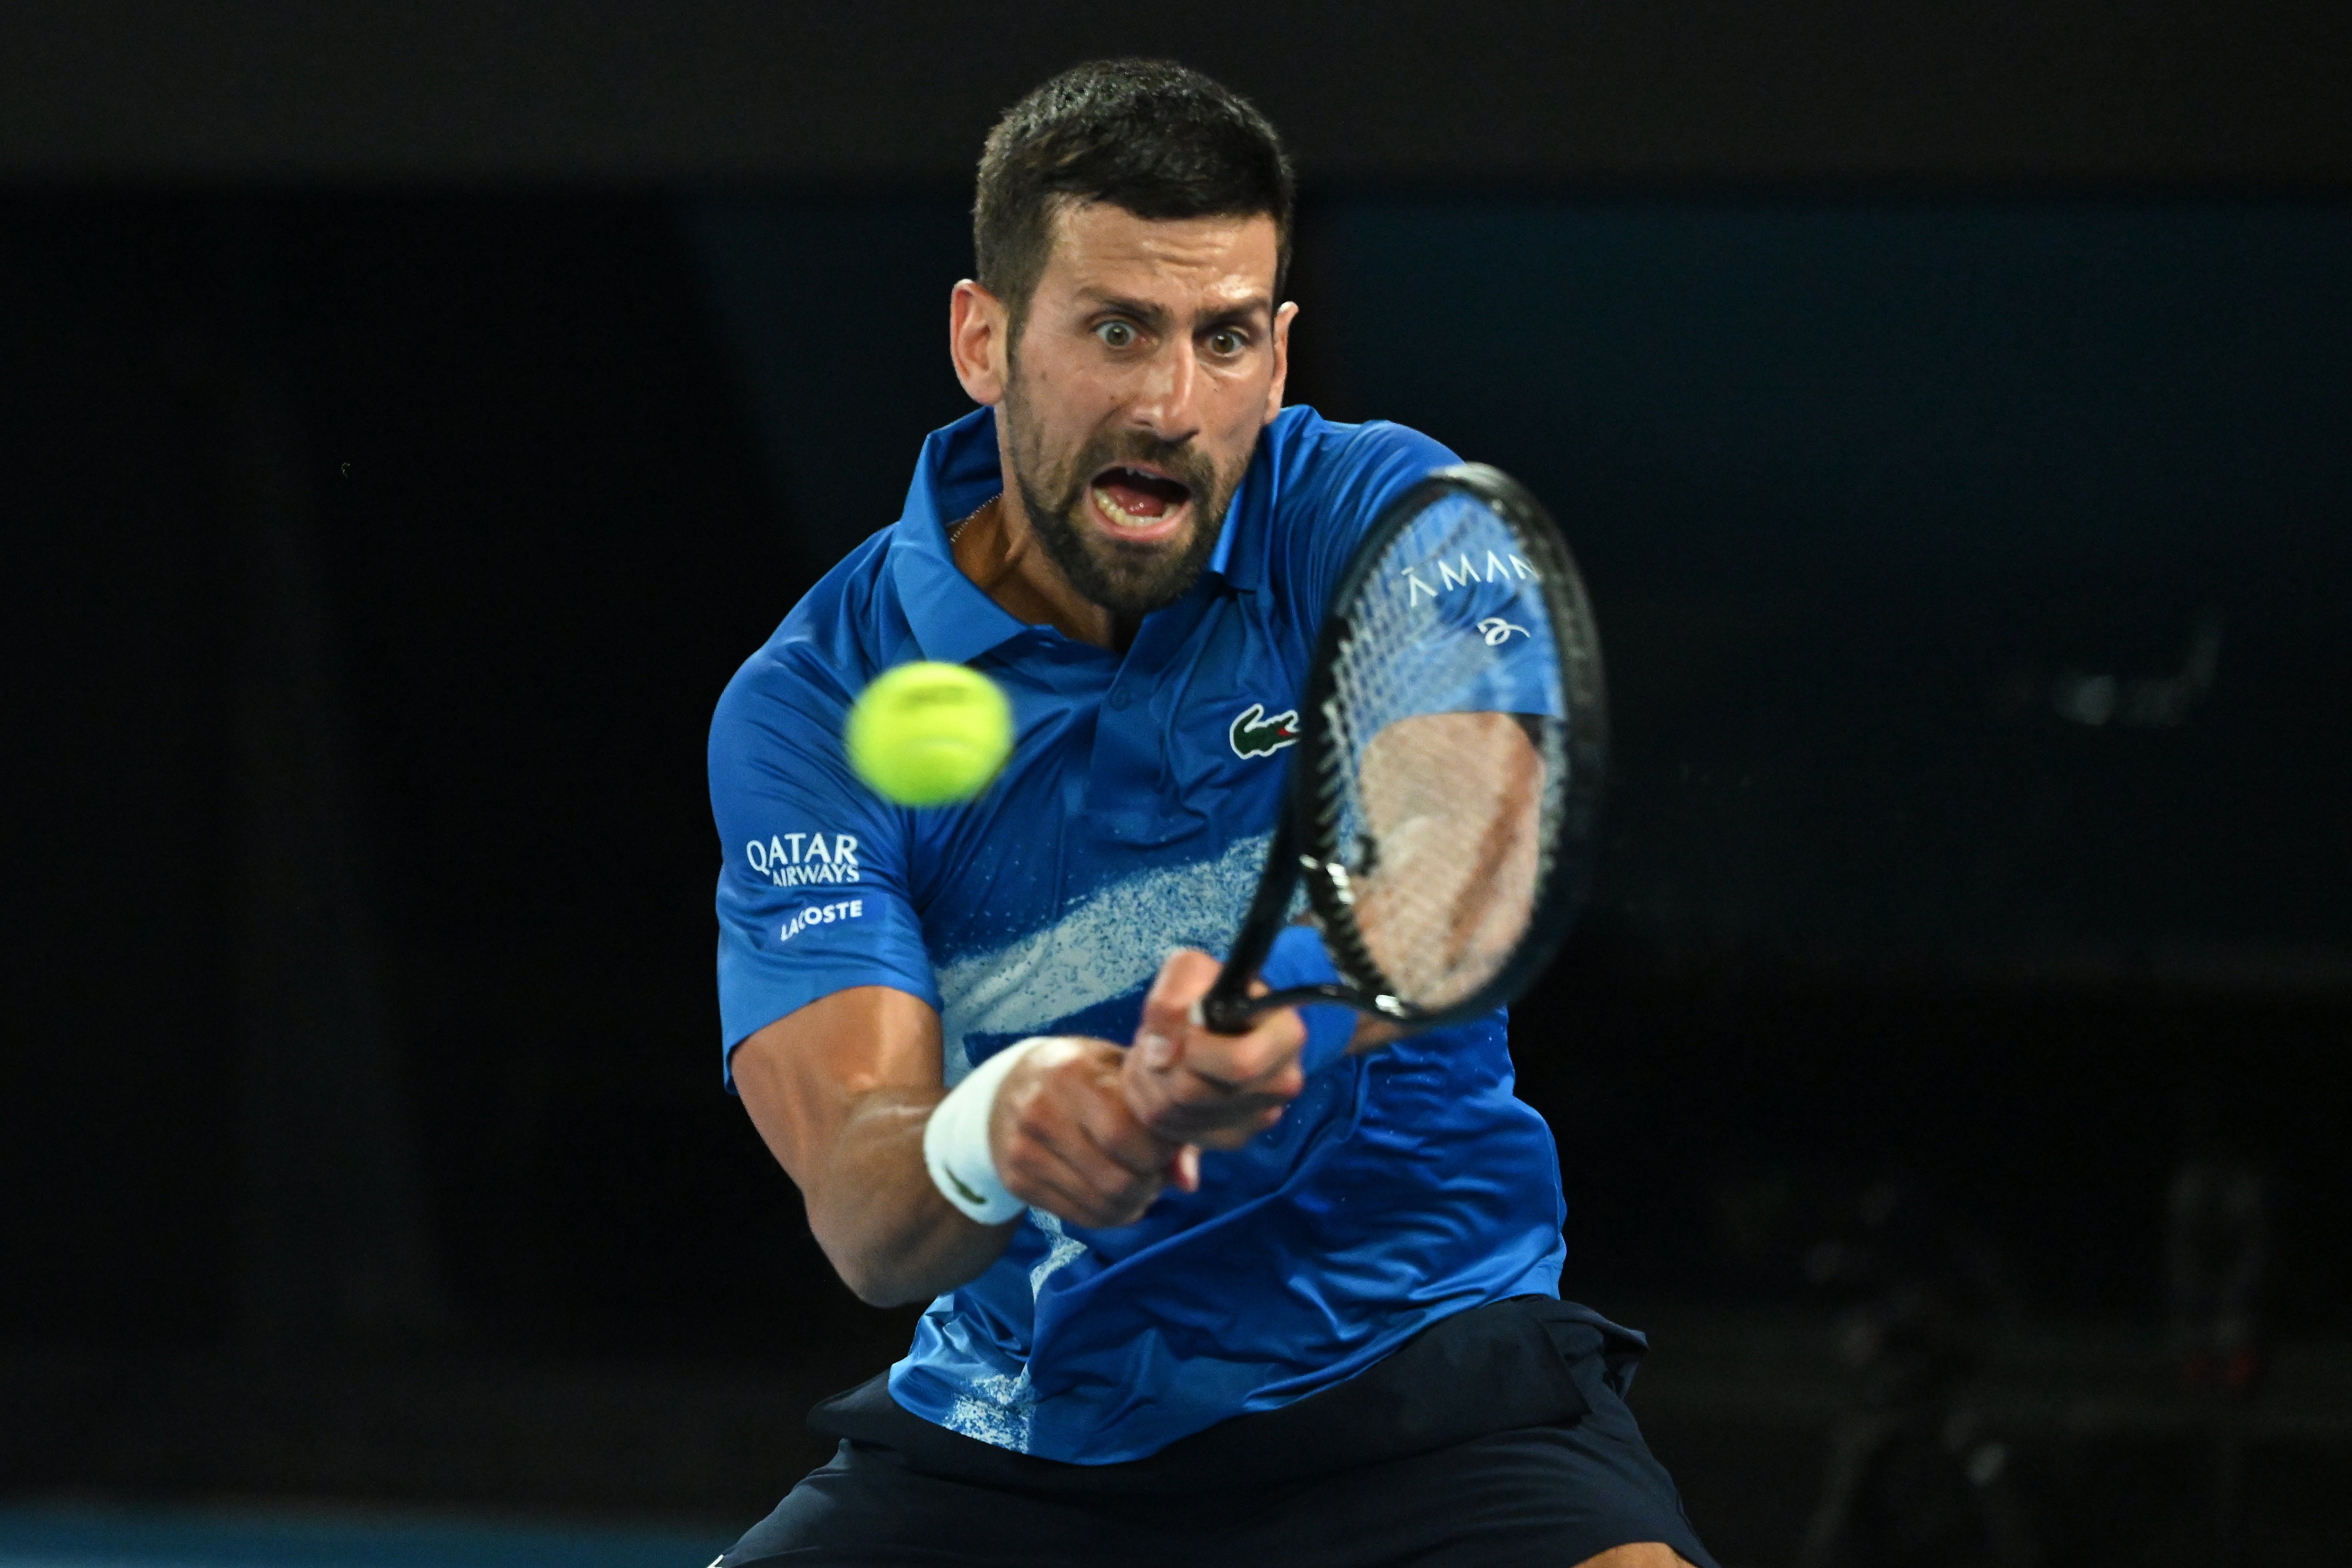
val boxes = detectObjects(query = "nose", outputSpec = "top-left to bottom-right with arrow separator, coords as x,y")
1127,336 -> 1203,444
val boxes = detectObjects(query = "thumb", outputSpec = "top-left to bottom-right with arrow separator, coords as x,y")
1142,948 -> 1223,1022
1135,1025 -> 1179,1071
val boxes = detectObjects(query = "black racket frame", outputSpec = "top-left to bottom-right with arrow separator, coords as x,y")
1199,463 -> 1608,1036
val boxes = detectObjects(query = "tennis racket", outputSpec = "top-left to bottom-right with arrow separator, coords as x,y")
1199,463 -> 1606,1035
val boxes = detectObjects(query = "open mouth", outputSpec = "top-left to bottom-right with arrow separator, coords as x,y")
1088,465 -> 1194,536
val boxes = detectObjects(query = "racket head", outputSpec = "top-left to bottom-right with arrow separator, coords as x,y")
1281,463 -> 1606,1029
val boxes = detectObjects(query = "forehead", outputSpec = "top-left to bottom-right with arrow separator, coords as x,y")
1035,201 -> 1279,308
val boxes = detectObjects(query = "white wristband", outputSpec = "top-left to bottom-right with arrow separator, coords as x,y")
923,1036 -> 1053,1225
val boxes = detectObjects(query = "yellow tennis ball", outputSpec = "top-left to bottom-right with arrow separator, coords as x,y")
844,661 -> 1014,806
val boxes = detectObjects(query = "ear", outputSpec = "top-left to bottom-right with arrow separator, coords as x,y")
1262,300 -> 1299,424
950,280 -> 1009,405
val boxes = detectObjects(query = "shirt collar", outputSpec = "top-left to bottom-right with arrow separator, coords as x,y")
887,405 -> 1262,664
1205,449 -> 1261,590
887,407 -> 1029,665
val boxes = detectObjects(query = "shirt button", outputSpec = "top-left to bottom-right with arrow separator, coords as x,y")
1106,686 -> 1132,711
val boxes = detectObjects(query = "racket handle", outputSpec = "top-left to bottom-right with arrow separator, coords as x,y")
1198,968 -> 1263,1035
1199,977 -> 1366,1037
1204,812 -> 1305,1034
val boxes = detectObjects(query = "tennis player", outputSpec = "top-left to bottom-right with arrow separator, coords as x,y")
706,60 -> 1716,1568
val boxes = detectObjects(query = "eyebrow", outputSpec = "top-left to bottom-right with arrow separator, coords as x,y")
1083,290 -> 1273,332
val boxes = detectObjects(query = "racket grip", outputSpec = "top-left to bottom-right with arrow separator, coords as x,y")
1200,927 -> 1351,1038
1198,978 -> 1260,1036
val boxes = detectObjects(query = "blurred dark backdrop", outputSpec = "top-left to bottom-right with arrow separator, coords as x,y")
4,6 -> 2349,1565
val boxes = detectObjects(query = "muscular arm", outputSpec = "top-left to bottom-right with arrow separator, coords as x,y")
731,985 -> 1005,1307
734,984 -> 1213,1306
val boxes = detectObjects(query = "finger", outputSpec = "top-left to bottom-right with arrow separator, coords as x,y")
1125,1040 -> 1299,1138
1074,1082 -> 1182,1182
1121,1032 -> 1247,1131
1027,1110 -> 1162,1202
1009,1164 -> 1150,1231
1047,1171 -> 1159,1229
1187,1049 -> 1304,1103
1121,1053 -> 1248,1141
1119,1044 -> 1180,1129
1180,1009 -> 1307,1093
1000,1133 -> 1160,1228
1168,1096 -> 1290,1150
1134,1023 -> 1179,1073
1139,1076 -> 1291,1137
999,1073 -> 1166,1202
1139,948 -> 1224,1043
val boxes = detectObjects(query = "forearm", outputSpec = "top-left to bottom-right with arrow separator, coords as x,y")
729,989 -> 1014,1310
806,1086 -> 1015,1306
734,994 -> 1170,1300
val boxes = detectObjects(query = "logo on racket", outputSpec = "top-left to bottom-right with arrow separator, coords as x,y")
1228,703 -> 1300,758
1398,549 -> 1541,604
1476,616 -> 1529,646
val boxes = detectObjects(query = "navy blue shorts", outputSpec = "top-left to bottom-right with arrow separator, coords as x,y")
720,1298 -> 1718,1568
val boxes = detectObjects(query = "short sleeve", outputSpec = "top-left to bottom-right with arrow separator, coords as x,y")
708,643 -> 940,1087
1276,420 -> 1559,723
1281,419 -> 1462,633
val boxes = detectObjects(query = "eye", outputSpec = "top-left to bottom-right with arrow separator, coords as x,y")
1207,328 -> 1247,356
1096,320 -> 1138,349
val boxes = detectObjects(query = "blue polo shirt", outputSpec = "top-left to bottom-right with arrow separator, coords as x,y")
708,404 -> 1567,1463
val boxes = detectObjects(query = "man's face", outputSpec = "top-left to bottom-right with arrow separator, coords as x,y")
997,203 -> 1291,619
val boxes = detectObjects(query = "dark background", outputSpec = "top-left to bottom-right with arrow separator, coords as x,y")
3,6 -> 2349,1565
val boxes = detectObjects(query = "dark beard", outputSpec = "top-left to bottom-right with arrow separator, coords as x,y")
1002,382 -> 1237,621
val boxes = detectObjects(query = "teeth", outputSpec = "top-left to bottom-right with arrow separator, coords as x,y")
1091,484 -> 1174,527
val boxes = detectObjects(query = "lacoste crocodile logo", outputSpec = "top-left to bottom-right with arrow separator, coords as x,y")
1229,703 -> 1300,759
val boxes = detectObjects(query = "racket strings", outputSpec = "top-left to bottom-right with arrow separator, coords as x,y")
1315,502 -> 1569,1010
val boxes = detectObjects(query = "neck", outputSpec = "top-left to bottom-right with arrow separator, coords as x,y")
950,492 -> 1139,654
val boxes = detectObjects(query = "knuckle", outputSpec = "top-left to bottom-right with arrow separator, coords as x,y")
1184,1053 -> 1238,1089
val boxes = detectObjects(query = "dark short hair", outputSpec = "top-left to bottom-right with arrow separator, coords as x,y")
974,60 -> 1295,337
